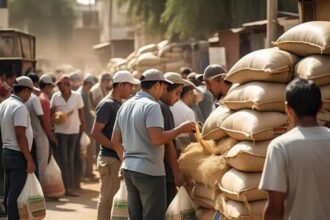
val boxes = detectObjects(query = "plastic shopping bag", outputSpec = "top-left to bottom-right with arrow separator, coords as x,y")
41,156 -> 65,198
17,173 -> 46,220
80,132 -> 90,158
110,181 -> 129,220
165,186 -> 197,220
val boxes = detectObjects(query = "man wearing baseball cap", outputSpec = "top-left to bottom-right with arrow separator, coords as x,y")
92,70 -> 139,220
112,69 -> 195,219
0,76 -> 36,219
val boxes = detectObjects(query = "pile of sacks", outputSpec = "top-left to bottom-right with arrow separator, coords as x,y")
178,21 -> 330,220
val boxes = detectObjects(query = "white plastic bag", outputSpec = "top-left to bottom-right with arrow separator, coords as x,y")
17,173 -> 46,220
80,132 -> 90,158
41,156 -> 65,198
110,181 -> 129,220
166,186 -> 197,220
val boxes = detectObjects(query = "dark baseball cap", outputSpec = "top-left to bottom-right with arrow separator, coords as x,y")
202,64 -> 226,81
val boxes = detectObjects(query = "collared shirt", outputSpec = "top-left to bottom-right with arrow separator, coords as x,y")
26,93 -> 44,138
114,91 -> 165,176
0,95 -> 33,151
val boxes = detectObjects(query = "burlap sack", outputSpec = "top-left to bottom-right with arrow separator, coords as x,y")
294,55 -> 330,86
317,110 -> 330,128
215,137 -> 239,155
202,106 -> 231,141
197,209 -> 221,220
178,143 -> 229,188
137,44 -> 158,55
191,197 -> 215,209
274,21 -> 330,57
165,60 -> 187,72
135,63 -> 165,73
224,141 -> 270,172
192,184 -> 220,201
219,169 -> 266,202
136,52 -> 162,66
223,82 -> 286,112
321,85 -> 330,111
219,197 -> 266,220
225,48 -> 298,84
220,110 -> 288,141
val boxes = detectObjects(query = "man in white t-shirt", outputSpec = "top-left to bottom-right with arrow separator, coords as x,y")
51,75 -> 85,197
0,76 -> 36,220
259,78 -> 330,220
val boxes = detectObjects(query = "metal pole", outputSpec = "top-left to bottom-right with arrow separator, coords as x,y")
266,0 -> 278,48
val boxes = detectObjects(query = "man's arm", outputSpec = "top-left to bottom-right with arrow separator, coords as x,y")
165,141 -> 183,187
15,126 -> 35,173
111,130 -> 124,161
91,122 -> 114,149
263,190 -> 286,220
78,107 -> 86,132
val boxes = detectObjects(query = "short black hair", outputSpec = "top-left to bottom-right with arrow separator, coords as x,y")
286,78 -> 321,117
181,85 -> 194,98
13,85 -> 31,94
27,72 -> 39,84
166,83 -> 181,92
180,67 -> 192,76
140,81 -> 161,90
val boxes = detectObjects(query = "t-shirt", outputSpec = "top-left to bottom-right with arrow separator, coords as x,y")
171,100 -> 196,127
39,92 -> 51,134
259,126 -> 330,220
114,91 -> 165,176
95,96 -> 121,159
50,91 -> 84,134
77,87 -> 94,135
90,83 -> 105,107
26,93 -> 44,138
0,95 -> 33,151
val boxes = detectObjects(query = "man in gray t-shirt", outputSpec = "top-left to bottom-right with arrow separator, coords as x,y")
259,78 -> 330,220
112,69 -> 195,220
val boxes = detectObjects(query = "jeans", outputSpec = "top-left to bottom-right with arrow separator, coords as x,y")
123,169 -> 166,220
74,132 -> 82,189
97,156 -> 121,220
55,133 -> 78,190
2,149 -> 28,220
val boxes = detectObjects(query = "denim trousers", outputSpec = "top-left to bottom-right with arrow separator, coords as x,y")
55,133 -> 78,190
2,149 -> 28,220
123,169 -> 166,220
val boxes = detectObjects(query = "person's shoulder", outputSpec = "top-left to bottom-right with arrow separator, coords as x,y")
52,91 -> 61,98
268,127 -> 301,150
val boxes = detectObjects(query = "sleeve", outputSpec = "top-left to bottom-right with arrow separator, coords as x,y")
113,117 -> 120,132
259,141 -> 288,193
95,102 -> 111,125
32,97 -> 44,116
77,93 -> 84,109
146,103 -> 164,129
13,106 -> 28,127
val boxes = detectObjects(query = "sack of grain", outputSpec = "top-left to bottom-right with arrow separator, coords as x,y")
220,109 -> 288,141
317,110 -> 330,128
219,169 -> 266,202
158,44 -> 173,57
294,55 -> 330,86
224,141 -> 270,172
191,197 -> 215,209
274,21 -> 330,57
165,60 -> 187,72
191,184 -> 220,201
135,63 -> 165,73
220,197 -> 266,220
215,137 -> 239,155
136,52 -> 162,66
202,106 -> 231,141
225,48 -> 298,84
137,44 -> 158,55
197,209 -> 221,220
321,85 -> 330,111
178,143 -> 229,188
223,82 -> 286,112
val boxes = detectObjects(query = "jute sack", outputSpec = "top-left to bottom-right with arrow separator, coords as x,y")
317,110 -> 330,128
197,209 -> 221,220
165,60 -> 187,72
136,52 -> 161,66
274,21 -> 330,57
135,63 -> 165,73
225,48 -> 298,84
178,143 -> 229,188
191,197 -> 215,209
219,197 -> 266,220
223,82 -> 286,112
192,183 -> 220,201
137,44 -> 158,55
215,137 -> 239,155
202,106 -> 231,141
321,85 -> 330,111
220,109 -> 288,141
294,55 -> 330,86
224,141 -> 270,172
219,169 -> 266,202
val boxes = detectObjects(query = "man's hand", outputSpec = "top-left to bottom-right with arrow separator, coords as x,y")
27,159 -> 36,173
173,170 -> 184,187
178,121 -> 196,134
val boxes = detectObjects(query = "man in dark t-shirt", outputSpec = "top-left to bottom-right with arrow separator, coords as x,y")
91,70 -> 140,220
159,72 -> 191,207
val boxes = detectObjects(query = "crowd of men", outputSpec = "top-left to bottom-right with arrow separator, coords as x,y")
0,62 -> 329,220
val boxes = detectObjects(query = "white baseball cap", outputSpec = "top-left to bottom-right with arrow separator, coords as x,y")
112,70 -> 140,85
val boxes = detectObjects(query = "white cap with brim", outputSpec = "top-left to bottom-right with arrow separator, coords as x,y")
164,72 -> 191,86
140,69 -> 173,84
113,70 -> 140,85
40,75 -> 55,86
14,76 -> 39,91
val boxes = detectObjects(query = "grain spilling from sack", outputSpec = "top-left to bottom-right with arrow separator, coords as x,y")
274,21 -> 330,57
215,137 -> 239,155
223,82 -> 286,112
225,48 -> 298,84
220,110 -> 288,141
224,141 -> 270,172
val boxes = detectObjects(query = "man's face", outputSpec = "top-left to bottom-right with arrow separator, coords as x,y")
102,79 -> 112,91
154,82 -> 167,100
7,75 -> 17,87
45,84 -> 54,95
205,77 -> 223,99
121,83 -> 135,99
162,85 -> 183,106
22,88 -> 33,102
58,82 -> 71,95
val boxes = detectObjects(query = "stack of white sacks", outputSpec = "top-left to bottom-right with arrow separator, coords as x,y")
177,21 -> 330,220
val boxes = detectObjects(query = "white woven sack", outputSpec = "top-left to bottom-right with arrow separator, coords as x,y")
223,82 -> 286,112
165,186 -> 197,220
111,181 -> 128,220
17,173 -> 46,220
80,132 -> 90,158
225,48 -> 298,84
294,55 -> 330,86
165,60 -> 186,72
274,21 -> 330,56
137,44 -> 158,55
220,109 -> 288,141
136,52 -> 161,66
